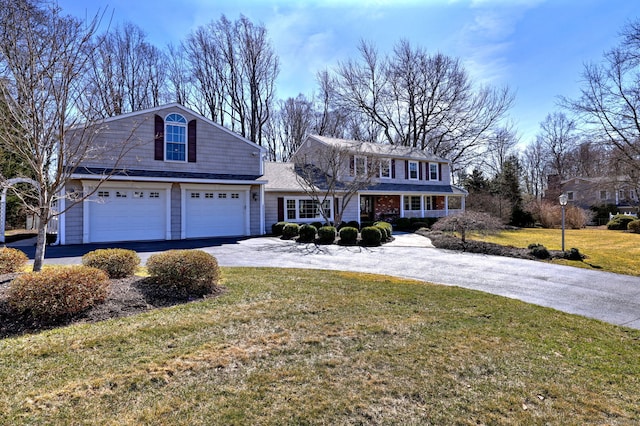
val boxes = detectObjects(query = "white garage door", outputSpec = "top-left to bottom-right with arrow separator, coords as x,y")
88,188 -> 166,243
185,189 -> 246,238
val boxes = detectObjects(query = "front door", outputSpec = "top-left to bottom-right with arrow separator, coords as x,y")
360,195 -> 375,222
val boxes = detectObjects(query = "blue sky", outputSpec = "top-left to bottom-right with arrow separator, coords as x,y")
57,0 -> 638,145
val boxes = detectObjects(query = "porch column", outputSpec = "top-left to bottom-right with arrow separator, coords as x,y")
400,194 -> 405,218
445,195 -> 449,216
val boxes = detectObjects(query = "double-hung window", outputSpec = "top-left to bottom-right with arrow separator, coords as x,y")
165,113 -> 187,161
429,163 -> 439,180
379,159 -> 391,179
408,161 -> 418,180
403,195 -> 421,211
285,198 -> 332,221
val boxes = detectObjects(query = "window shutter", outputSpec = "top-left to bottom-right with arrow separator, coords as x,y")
188,119 -> 197,162
391,159 -> 396,179
277,197 -> 284,222
404,160 -> 409,179
154,115 -> 164,160
419,162 -> 424,180
439,163 -> 443,181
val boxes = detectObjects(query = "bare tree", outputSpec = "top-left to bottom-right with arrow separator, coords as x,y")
0,1 -> 140,271
536,112 -> 578,180
564,19 -> 640,176
521,138 -> 547,200
292,142 -> 380,225
431,210 -> 504,243
84,22 -> 168,118
482,123 -> 519,176
332,40 -> 513,175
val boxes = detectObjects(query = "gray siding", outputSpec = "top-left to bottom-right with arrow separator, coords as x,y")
249,184 -> 262,235
64,181 -> 83,244
77,106 -> 262,176
171,183 -> 181,239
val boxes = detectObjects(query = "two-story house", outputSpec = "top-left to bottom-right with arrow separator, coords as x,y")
58,103 -> 266,244
262,135 -> 467,227
550,175 -> 639,216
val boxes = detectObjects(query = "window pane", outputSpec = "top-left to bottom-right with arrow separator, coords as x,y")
409,162 -> 418,179
299,199 -> 316,219
430,163 -> 438,180
380,159 -> 390,178
411,196 -> 421,210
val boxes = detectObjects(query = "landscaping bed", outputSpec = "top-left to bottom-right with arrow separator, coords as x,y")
0,273 -> 224,339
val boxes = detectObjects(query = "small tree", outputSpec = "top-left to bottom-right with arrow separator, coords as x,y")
432,211 -> 504,243
292,141 -> 379,225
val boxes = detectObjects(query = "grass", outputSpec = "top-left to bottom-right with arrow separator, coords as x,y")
470,227 -> 640,276
1,267 -> 639,425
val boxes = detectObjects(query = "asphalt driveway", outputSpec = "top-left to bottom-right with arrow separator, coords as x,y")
9,233 -> 640,330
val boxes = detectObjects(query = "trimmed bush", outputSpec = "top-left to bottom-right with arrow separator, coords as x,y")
311,222 -> 324,230
298,224 -> 317,243
628,219 -> 640,234
272,222 -> 288,236
338,226 -> 358,245
146,250 -> 220,297
282,223 -> 300,240
361,226 -> 382,246
528,243 -> 550,259
374,221 -> 392,241
8,266 -> 110,321
0,247 -> 28,274
346,220 -> 360,230
82,248 -> 140,278
606,214 -> 636,230
317,226 -> 337,244
564,248 -> 584,261
395,217 -> 411,231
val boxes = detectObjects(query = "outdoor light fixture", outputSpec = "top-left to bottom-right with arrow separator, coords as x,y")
559,193 -> 568,252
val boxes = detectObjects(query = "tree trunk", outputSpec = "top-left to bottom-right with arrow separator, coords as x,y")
32,209 -> 49,272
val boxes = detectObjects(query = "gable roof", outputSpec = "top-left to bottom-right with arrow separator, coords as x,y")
97,103 -> 266,153
305,135 -> 449,163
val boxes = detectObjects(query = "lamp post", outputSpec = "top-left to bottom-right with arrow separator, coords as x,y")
559,193 -> 568,252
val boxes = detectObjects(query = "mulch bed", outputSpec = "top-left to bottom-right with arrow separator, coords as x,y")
0,274 -> 224,339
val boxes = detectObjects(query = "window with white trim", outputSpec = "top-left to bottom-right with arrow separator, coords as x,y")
190,192 -> 200,198
408,161 -> 418,180
116,191 -> 127,198
285,198 -> 332,221
429,163 -> 439,180
404,195 -> 421,211
133,191 -> 144,198
599,190 -> 607,200
149,192 -> 160,198
97,191 -> 109,198
231,193 -> 240,199
379,158 -> 391,179
424,195 -> 433,210
205,193 -> 214,199
165,113 -> 187,161
218,193 -> 227,199
354,156 -> 367,176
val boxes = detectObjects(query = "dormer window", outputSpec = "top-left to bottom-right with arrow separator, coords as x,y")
165,113 -> 187,162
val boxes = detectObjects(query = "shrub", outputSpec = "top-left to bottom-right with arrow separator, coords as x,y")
298,224 -> 317,243
606,214 -> 637,230
373,221 -> 392,241
528,243 -> 550,259
395,217 -> 411,231
361,226 -> 382,246
282,223 -> 300,240
338,226 -> 358,245
628,219 -> 640,233
317,226 -> 337,244
411,222 -> 430,231
8,266 -> 109,321
82,248 -> 140,278
311,222 -> 324,230
564,248 -> 584,261
146,250 -> 220,297
272,221 -> 288,236
0,247 -> 28,274
346,220 -> 360,230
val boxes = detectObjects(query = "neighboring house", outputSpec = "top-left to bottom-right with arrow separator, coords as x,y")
263,135 -> 467,227
59,103 -> 266,244
558,176 -> 639,215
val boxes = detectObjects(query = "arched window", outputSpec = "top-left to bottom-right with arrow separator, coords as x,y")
165,113 -> 187,161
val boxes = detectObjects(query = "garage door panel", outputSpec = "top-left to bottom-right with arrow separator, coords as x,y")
185,190 -> 246,238
88,188 -> 166,243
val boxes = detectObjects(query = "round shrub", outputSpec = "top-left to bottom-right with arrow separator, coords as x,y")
272,222 -> 288,236
374,221 -> 392,241
82,248 -> 140,278
282,223 -> 300,240
8,266 -> 109,321
606,214 -> 636,230
298,224 -> 317,243
338,226 -> 358,245
528,243 -> 550,259
146,250 -> 220,297
361,226 -> 382,246
317,226 -> 337,244
395,217 -> 411,231
564,248 -> 584,261
346,220 -> 360,230
311,221 -> 324,230
627,219 -> 640,234
0,247 -> 28,274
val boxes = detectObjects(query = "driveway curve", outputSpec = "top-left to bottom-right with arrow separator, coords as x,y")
12,233 -> 640,330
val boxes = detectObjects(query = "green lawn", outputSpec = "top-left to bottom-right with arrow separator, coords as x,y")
471,227 -> 640,276
1,267 -> 639,425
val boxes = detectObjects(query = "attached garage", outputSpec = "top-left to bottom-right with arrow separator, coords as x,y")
183,185 -> 248,238
83,183 -> 170,243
